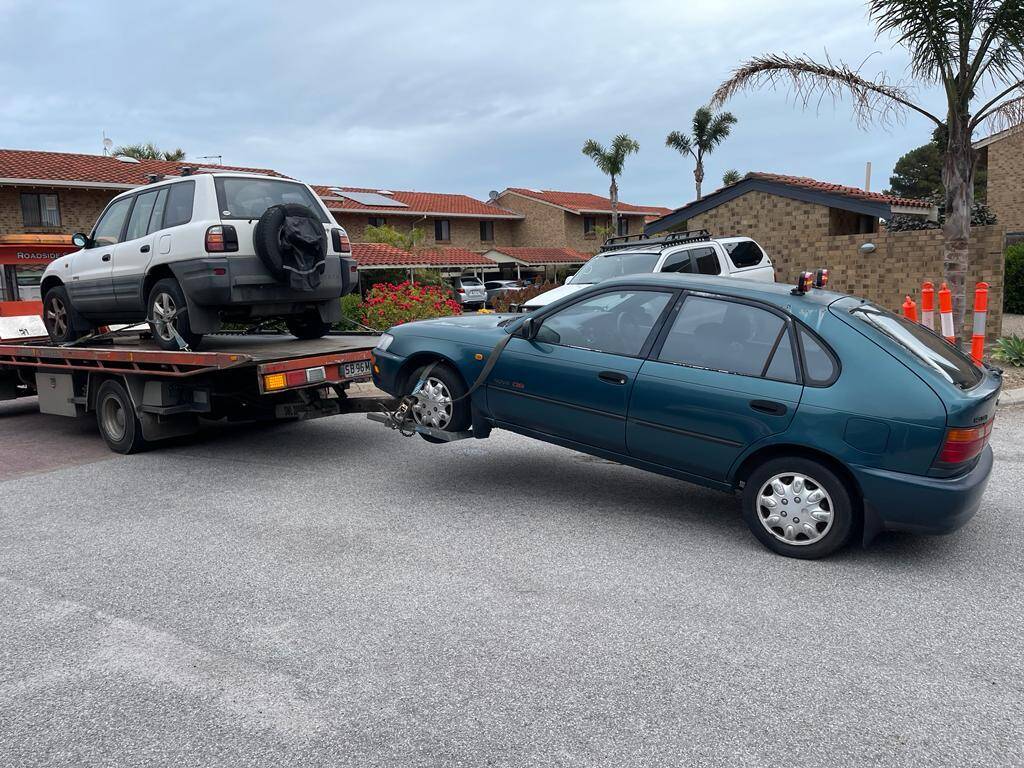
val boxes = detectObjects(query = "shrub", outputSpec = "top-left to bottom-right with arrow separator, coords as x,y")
993,334 -> 1024,367
334,293 -> 365,331
1006,243 -> 1024,315
490,282 -> 559,313
360,281 -> 461,329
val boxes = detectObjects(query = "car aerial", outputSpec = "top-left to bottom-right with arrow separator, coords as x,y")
450,275 -> 487,310
40,171 -> 357,350
521,230 -> 775,311
484,279 -> 524,308
371,270 -> 1000,559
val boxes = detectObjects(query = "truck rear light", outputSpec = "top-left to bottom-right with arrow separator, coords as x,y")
935,419 -> 993,466
331,229 -> 351,254
206,225 -> 238,253
264,366 -> 329,391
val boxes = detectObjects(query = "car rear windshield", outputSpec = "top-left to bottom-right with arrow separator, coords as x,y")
214,178 -> 328,223
459,277 -> 483,286
573,252 -> 661,284
850,304 -> 982,389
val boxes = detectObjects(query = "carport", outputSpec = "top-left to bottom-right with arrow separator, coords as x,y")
351,243 -> 497,289
481,246 -> 591,282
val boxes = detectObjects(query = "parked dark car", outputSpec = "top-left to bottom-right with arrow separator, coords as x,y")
371,272 -> 1000,558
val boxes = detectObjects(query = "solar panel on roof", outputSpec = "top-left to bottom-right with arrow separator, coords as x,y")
340,191 -> 408,208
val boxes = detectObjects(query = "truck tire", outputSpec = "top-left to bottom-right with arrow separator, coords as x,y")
42,285 -> 88,343
286,313 -> 332,340
147,278 -> 203,351
95,379 -> 148,454
406,362 -> 471,443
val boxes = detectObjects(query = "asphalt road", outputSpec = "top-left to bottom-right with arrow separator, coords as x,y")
1,399 -> 1022,767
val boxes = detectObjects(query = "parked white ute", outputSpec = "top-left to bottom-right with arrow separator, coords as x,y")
521,230 -> 774,311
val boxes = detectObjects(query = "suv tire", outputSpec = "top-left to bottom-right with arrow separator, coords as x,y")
147,278 -> 203,351
741,456 -> 855,559
286,313 -> 332,340
42,285 -> 89,343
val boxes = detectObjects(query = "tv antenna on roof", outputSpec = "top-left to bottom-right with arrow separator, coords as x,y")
102,132 -> 113,156
196,154 -> 223,165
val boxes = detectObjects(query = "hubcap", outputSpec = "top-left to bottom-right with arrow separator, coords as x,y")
46,297 -> 68,337
412,377 -> 453,429
151,292 -> 178,342
100,394 -> 127,442
756,472 -> 834,546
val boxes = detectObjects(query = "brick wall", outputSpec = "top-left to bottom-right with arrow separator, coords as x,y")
0,186 -> 116,236
690,190 -> 1005,338
332,212 -> 517,251
985,131 -> 1024,234
496,192 -> 648,253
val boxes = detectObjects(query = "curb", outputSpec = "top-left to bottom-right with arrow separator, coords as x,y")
999,386 -> 1024,409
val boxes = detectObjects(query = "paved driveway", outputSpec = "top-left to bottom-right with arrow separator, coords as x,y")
1,400 -> 1022,767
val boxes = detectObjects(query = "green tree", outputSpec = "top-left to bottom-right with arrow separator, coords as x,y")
666,107 -> 738,200
581,134 -> 640,234
112,142 -> 187,161
363,223 -> 425,252
889,127 -> 987,200
722,169 -> 742,186
711,0 -> 1024,343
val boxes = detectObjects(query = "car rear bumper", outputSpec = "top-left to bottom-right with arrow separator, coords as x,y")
172,254 -> 345,308
853,444 -> 993,538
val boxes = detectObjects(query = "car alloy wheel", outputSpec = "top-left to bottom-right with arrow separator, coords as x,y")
46,295 -> 68,338
151,291 -> 180,342
756,472 -> 834,545
412,376 -> 453,429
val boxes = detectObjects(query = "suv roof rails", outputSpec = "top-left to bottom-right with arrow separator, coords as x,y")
600,229 -> 711,252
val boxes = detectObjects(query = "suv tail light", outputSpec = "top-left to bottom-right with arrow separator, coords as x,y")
206,225 -> 238,253
935,419 -> 993,467
331,229 -> 351,254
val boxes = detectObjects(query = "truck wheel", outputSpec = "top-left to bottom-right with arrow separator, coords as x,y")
741,457 -> 854,559
95,379 -> 148,454
42,285 -> 88,343
148,278 -> 203,351
407,362 -> 471,443
286,313 -> 332,340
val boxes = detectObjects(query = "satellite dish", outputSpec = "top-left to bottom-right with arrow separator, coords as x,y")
488,190 -> 500,201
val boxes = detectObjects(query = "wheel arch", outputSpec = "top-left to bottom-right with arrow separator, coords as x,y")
731,442 -> 864,507
40,275 -> 63,297
395,351 -> 466,394
142,264 -> 176,305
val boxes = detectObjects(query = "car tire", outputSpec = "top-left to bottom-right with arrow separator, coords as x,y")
406,361 -> 471,443
95,378 -> 148,454
286,313 -> 332,340
741,456 -> 855,559
147,278 -> 203,351
42,285 -> 88,343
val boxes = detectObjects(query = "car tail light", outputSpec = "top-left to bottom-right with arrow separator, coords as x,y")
331,229 -> 351,254
935,419 -> 993,466
206,225 -> 238,252
458,288 -> 466,294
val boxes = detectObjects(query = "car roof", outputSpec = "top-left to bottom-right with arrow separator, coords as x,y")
110,171 -> 295,198
597,272 -> 843,308
595,235 -> 756,257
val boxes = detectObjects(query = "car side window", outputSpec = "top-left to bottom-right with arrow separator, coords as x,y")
163,181 -> 196,228
660,250 -> 693,273
692,247 -> 721,275
658,295 -> 793,378
724,240 -> 765,268
125,189 -> 160,241
91,197 -> 133,247
799,328 -> 838,384
146,188 -> 169,235
535,290 -> 673,357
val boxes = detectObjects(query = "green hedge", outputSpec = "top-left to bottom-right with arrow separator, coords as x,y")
1007,243 -> 1024,315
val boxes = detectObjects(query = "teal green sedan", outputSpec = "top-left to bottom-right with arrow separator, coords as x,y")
371,273 -> 1001,558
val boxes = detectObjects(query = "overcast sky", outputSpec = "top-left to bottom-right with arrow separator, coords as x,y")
0,0 -> 977,208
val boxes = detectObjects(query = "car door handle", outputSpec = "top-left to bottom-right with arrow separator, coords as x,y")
750,399 -> 787,416
598,371 -> 628,385
140,245 -> 150,253
101,253 -> 111,262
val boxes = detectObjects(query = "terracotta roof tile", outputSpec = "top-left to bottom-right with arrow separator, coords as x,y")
504,188 -> 671,216
486,246 -> 591,264
0,148 -> 286,186
315,185 -> 521,218
744,172 -> 932,209
352,243 -> 493,268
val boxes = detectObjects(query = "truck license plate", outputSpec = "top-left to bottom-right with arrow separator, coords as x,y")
343,360 -> 371,378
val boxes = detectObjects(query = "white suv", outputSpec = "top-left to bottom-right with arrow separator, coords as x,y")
522,231 -> 774,311
41,171 -> 356,350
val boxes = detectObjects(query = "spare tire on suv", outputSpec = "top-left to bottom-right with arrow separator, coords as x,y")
253,204 -> 328,291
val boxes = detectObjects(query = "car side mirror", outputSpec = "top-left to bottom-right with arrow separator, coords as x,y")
520,316 -> 539,340
564,274 -> 574,285
71,232 -> 90,249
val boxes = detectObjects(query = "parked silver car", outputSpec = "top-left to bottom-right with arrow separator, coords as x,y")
484,279 -> 523,307
450,276 -> 487,310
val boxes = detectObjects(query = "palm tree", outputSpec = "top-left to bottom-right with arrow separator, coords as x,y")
666,107 -> 738,200
112,142 -> 187,162
711,0 -> 1024,343
722,169 -> 743,186
581,134 -> 640,234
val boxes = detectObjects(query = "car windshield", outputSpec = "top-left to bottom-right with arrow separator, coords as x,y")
460,277 -> 482,286
851,304 -> 982,389
215,178 -> 328,222
572,252 -> 661,284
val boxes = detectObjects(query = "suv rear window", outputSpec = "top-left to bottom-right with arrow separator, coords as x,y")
851,305 -> 982,389
459,277 -> 482,286
215,178 -> 328,223
724,240 -> 765,268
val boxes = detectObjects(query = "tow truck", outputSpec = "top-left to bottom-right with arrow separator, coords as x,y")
0,310 -> 382,453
